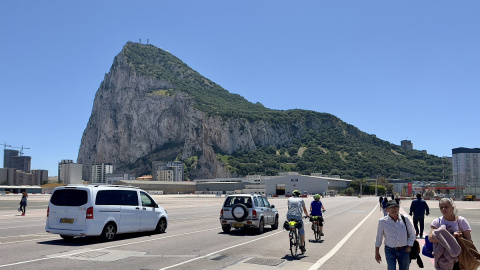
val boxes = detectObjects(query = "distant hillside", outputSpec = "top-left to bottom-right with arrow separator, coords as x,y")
77,42 -> 451,181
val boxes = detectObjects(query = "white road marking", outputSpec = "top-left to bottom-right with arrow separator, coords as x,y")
0,227 -> 219,268
308,205 -> 377,270
0,232 -> 50,239
158,230 -> 285,270
0,199 -> 375,269
0,236 -> 59,245
0,224 -> 44,230
159,200 -> 373,270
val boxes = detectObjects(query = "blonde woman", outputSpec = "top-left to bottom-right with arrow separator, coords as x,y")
429,198 -> 472,270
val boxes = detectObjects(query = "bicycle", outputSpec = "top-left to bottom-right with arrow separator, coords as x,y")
286,217 -> 307,258
310,213 -> 324,241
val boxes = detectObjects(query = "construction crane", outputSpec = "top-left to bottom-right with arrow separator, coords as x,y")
18,145 -> 30,156
1,142 -> 12,150
0,144 -> 30,156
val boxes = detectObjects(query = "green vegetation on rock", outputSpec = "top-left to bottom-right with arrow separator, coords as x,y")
120,42 -> 451,181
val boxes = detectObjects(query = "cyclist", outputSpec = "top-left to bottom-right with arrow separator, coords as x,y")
287,190 -> 309,253
310,194 -> 326,236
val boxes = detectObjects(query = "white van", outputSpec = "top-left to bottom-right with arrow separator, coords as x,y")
45,185 -> 168,241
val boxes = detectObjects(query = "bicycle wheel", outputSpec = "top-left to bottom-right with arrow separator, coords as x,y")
314,223 -> 320,241
290,230 -> 299,258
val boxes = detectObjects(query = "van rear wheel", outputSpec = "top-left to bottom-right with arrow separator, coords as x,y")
101,223 -> 117,241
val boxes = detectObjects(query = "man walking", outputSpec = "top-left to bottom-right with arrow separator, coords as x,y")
375,200 -> 416,270
409,193 -> 429,238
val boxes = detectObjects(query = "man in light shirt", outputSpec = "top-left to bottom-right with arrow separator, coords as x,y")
287,190 -> 309,253
375,200 -> 416,270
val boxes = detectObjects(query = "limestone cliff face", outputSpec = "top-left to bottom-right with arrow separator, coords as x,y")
77,43 -> 334,180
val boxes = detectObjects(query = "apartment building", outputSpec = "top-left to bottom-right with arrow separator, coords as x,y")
15,170 -> 33,186
91,163 -> 113,184
32,169 -> 48,186
58,160 -> 83,184
452,147 -> 480,187
3,149 -> 19,168
152,161 -> 184,181
0,168 -> 16,185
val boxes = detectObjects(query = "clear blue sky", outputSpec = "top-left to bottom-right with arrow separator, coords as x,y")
1,1 -> 479,177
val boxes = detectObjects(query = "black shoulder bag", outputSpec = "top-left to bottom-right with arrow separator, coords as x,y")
401,214 -> 424,268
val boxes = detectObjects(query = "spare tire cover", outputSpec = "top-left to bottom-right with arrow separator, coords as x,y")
232,204 -> 248,222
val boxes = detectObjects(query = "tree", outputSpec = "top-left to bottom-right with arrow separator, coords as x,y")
344,187 -> 356,195
377,177 -> 393,194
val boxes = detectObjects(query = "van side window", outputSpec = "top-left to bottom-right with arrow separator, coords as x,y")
96,190 -> 121,205
123,191 -> 138,206
140,192 -> 156,207
96,190 -> 139,206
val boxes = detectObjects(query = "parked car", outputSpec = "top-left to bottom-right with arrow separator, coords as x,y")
45,185 -> 168,241
219,194 -> 278,234
464,195 -> 476,201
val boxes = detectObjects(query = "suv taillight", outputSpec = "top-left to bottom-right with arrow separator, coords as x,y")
252,209 -> 257,218
86,206 -> 94,219
220,209 -> 223,217
47,206 -> 49,217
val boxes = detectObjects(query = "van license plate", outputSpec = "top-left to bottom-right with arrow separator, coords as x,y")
232,223 -> 243,228
60,218 -> 74,224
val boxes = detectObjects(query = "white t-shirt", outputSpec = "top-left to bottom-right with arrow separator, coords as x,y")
287,197 -> 305,218
431,216 -> 471,234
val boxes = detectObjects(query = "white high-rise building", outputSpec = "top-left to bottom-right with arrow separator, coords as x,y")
91,163 -> 113,184
452,147 -> 480,187
58,160 -> 83,185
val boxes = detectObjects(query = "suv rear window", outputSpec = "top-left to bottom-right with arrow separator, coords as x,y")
50,189 -> 88,206
224,196 -> 253,208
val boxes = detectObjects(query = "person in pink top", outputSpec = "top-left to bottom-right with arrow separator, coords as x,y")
429,198 -> 472,270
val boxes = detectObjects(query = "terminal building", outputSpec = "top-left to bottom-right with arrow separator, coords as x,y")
115,173 -> 351,195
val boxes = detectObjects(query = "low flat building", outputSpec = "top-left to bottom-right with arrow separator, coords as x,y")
114,180 -> 195,194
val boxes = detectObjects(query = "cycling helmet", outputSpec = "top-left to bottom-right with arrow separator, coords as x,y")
313,194 -> 321,200
292,190 -> 301,196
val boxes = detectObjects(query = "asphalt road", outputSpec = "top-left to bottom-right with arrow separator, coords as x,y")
0,194 -> 479,270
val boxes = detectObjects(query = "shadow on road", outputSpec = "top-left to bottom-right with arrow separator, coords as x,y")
281,253 -> 308,261
217,227 -> 277,236
37,231 -> 165,246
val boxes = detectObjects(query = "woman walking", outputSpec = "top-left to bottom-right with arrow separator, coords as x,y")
429,198 -> 473,270
19,192 -> 28,216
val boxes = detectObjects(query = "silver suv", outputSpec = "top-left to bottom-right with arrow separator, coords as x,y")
220,194 -> 278,234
